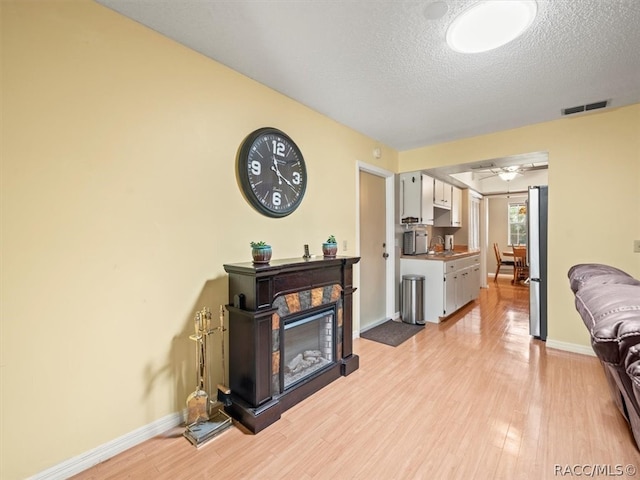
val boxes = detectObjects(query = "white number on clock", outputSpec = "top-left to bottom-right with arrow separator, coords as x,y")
272,191 -> 281,206
272,140 -> 285,157
250,160 -> 261,176
292,171 -> 301,185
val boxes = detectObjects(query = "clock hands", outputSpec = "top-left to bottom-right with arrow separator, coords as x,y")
271,156 -> 283,185
270,165 -> 282,185
271,156 -> 297,191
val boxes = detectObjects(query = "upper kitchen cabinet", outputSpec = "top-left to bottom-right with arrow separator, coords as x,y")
400,171 -> 435,225
398,172 -> 461,228
399,171 -> 422,223
434,185 -> 462,227
434,179 -> 452,209
421,174 -> 435,225
451,186 -> 462,227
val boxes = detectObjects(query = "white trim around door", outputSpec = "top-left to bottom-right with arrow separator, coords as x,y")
355,161 -> 396,336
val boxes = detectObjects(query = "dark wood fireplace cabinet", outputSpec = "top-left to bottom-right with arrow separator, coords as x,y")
223,256 -> 360,433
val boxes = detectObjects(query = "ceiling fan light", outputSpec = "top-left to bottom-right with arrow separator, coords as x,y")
498,171 -> 518,181
446,0 -> 538,54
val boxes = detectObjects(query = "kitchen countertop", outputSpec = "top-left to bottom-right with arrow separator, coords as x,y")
401,250 -> 481,261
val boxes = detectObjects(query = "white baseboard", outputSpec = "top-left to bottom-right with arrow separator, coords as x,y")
359,314 -> 398,334
545,338 -> 595,357
354,314 -> 401,338
29,411 -> 184,480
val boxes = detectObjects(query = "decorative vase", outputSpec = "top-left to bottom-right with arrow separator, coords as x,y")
252,245 -> 272,264
322,242 -> 338,258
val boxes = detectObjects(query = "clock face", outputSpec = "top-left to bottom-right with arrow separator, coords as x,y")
237,128 -> 307,218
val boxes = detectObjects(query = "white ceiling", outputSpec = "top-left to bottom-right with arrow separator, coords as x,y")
96,0 -> 640,152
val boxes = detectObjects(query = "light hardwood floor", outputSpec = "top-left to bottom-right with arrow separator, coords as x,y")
73,277 -> 640,479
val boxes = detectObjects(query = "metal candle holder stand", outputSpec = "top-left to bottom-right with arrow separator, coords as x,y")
184,306 -> 232,447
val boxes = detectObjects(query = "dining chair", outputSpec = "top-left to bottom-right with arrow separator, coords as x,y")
512,246 -> 529,284
493,242 -> 514,282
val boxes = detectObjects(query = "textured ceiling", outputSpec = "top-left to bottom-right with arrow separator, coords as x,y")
96,0 -> 640,151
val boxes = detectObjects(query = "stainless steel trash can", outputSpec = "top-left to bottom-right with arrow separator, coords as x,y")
401,274 -> 425,325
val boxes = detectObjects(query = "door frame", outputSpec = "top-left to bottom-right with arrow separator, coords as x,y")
355,161 -> 396,336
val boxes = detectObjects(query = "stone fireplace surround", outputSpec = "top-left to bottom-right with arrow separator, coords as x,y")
223,256 -> 360,433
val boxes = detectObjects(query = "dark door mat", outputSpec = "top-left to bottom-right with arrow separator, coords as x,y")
360,320 -> 424,347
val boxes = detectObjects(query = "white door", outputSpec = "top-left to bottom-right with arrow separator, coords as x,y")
359,171 -> 387,330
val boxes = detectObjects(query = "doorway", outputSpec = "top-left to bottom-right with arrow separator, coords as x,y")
357,162 -> 395,333
425,151 -> 548,288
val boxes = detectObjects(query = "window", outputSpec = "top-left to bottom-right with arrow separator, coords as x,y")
508,202 -> 527,246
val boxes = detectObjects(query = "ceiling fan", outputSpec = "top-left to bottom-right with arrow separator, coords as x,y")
471,163 -> 548,181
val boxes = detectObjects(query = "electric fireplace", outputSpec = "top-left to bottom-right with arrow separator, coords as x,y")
283,309 -> 334,390
223,256 -> 359,433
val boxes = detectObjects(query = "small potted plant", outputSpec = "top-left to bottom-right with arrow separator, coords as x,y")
322,235 -> 338,258
250,241 -> 272,264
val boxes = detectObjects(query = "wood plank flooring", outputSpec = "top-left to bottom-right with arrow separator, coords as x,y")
72,278 -> 640,479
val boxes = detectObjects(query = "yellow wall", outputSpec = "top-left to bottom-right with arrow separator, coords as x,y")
0,1 -> 397,478
400,104 -> 640,348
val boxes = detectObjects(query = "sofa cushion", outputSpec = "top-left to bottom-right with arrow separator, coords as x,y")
568,263 -> 634,293
574,283 -> 640,365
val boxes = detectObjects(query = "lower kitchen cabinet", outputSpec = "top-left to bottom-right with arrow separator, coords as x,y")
444,270 -> 458,316
400,254 -> 480,323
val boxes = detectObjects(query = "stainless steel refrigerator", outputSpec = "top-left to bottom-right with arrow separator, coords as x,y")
528,186 -> 548,340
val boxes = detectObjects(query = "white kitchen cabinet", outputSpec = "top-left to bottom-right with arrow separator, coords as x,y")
444,263 -> 473,316
444,267 -> 471,316
444,270 -> 457,316
400,254 -> 480,322
470,260 -> 481,302
460,267 -> 472,307
434,179 -> 452,209
421,174 -> 435,225
399,172 -> 422,223
399,173 -> 461,227
451,186 -> 462,227
399,172 -> 435,225
434,185 -> 463,227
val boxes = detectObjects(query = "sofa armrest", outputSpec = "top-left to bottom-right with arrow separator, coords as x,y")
568,263 -> 635,293
574,283 -> 640,365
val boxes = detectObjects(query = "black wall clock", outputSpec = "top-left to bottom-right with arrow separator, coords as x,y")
236,127 -> 307,218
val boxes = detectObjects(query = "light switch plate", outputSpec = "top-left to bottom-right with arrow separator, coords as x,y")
342,240 -> 348,251
634,240 -> 640,253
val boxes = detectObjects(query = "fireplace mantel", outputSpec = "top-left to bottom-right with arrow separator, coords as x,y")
223,256 -> 360,433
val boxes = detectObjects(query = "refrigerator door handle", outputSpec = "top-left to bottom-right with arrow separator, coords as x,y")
530,278 -> 541,282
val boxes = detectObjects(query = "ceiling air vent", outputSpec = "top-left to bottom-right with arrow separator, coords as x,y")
585,100 -> 608,111
562,100 -> 609,116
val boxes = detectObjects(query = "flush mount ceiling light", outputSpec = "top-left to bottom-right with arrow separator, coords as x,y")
446,0 -> 538,54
